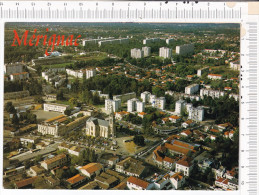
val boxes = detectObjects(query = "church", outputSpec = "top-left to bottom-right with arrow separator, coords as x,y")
85,114 -> 115,138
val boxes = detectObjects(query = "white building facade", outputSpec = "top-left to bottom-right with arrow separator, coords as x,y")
43,103 -> 69,114
159,47 -> 172,58
142,47 -> 151,57
185,84 -> 199,95
105,99 -> 121,113
131,48 -> 144,59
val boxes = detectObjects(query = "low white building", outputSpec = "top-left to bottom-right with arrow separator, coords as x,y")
127,176 -> 153,190
208,74 -> 222,80
200,88 -> 225,99
66,69 -> 84,78
185,84 -> 199,95
43,103 -> 69,114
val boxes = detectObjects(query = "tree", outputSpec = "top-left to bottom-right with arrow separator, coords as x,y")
57,90 -> 64,100
133,135 -> 145,146
56,168 -> 65,180
69,97 -> 77,106
5,102 -> 16,114
11,114 -> 19,126
34,96 -> 44,104
64,109 -> 71,116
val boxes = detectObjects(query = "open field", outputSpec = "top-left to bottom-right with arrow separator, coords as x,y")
42,62 -> 73,69
31,110 -> 63,123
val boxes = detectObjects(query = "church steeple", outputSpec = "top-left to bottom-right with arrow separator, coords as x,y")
109,110 -> 116,138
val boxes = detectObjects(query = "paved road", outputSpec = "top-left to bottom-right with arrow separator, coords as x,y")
10,143 -> 59,162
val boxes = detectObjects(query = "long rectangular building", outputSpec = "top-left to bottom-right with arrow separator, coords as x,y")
43,103 -> 70,114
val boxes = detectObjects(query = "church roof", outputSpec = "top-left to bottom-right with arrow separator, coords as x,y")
86,117 -> 109,127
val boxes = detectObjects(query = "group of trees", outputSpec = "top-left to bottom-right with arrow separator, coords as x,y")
70,148 -> 97,166
4,79 -> 42,95
201,95 -> 239,126
133,135 -> 145,146
123,113 -> 142,125
5,102 -> 37,126
68,75 -> 152,106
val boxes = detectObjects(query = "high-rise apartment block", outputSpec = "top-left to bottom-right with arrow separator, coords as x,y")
142,47 -> 151,57
176,44 -> 194,55
131,48 -> 144,59
159,47 -> 172,59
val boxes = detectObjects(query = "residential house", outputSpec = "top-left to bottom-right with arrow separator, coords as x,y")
66,174 -> 87,188
45,176 -> 60,187
14,176 -> 38,189
27,165 -> 45,176
175,156 -> 193,176
127,176 -> 153,190
40,153 -> 68,170
215,177 -> 229,190
182,120 -> 195,128
99,153 -> 120,167
180,129 -> 192,137
115,157 -> 146,177
80,163 -> 103,178
138,112 -> 147,119
169,115 -> 181,123
170,172 -> 185,189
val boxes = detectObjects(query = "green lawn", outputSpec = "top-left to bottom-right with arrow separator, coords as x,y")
42,62 -> 73,69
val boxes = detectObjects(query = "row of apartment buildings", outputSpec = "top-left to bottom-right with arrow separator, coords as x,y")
130,47 -> 151,58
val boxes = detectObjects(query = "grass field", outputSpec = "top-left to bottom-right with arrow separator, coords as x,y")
42,62 -> 73,69
73,52 -> 107,61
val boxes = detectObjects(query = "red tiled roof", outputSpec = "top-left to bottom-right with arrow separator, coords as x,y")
171,172 -> 183,180
210,129 -> 220,133
184,120 -> 194,125
169,115 -> 180,120
163,156 -> 174,163
127,176 -> 149,189
80,163 -> 103,174
15,176 -> 38,188
173,140 -> 194,150
176,156 -> 192,167
11,72 -> 29,76
208,74 -> 222,77
165,143 -> 190,156
66,174 -> 86,184
43,154 -> 66,165
181,129 -> 192,136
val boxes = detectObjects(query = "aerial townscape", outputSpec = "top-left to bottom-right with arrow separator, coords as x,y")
3,23 -> 239,191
